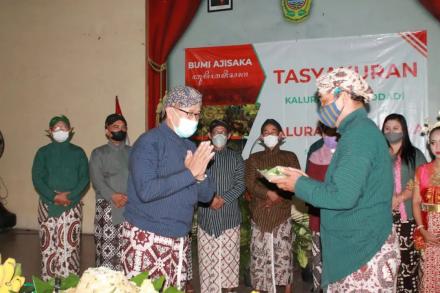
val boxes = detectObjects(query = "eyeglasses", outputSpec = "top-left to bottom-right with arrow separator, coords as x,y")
173,107 -> 201,120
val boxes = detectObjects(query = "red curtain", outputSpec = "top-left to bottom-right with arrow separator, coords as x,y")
419,0 -> 440,22
147,0 -> 201,129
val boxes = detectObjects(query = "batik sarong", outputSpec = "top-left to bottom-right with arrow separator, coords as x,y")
198,226 -> 240,293
327,230 -> 400,293
38,201 -> 82,281
392,211 -> 420,292
250,219 -> 293,293
121,221 -> 190,290
311,231 -> 322,292
94,199 -> 123,271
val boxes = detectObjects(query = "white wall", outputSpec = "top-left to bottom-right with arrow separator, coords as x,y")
169,0 -> 440,120
0,0 -> 145,233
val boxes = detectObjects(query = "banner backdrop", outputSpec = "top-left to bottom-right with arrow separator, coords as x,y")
186,31 -> 428,166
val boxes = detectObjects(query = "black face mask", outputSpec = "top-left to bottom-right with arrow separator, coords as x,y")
111,131 -> 127,142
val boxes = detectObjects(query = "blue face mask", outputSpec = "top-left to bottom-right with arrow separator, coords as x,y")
318,88 -> 342,128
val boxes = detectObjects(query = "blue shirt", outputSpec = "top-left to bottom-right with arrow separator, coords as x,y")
124,122 -> 215,238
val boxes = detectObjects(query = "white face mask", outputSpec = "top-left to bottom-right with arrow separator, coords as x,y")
212,134 -> 227,148
175,117 -> 198,138
263,135 -> 279,148
52,130 -> 69,143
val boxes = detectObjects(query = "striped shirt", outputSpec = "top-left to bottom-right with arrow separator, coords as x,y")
198,147 -> 245,238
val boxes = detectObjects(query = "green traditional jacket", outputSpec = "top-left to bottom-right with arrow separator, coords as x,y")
295,108 -> 393,286
32,140 -> 89,217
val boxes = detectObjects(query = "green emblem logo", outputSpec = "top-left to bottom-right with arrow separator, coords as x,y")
282,0 -> 312,23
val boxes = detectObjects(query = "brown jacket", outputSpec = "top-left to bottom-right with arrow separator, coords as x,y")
245,145 -> 300,232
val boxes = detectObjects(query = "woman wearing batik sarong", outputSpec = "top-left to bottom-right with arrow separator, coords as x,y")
32,115 -> 89,280
413,123 -> 440,293
90,113 -> 130,271
121,86 -> 215,290
382,113 -> 426,292
245,119 -> 300,293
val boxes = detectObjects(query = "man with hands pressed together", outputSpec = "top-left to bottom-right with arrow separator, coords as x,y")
272,68 -> 400,292
32,115 -> 89,280
121,86 -> 215,290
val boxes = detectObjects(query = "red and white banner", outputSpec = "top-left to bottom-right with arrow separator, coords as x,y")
186,31 -> 428,165
186,44 -> 265,106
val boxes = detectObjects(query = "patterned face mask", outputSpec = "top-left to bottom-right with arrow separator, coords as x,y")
319,101 -> 341,128
318,88 -> 342,128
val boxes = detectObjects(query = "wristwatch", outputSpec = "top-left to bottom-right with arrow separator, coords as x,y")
195,174 -> 207,183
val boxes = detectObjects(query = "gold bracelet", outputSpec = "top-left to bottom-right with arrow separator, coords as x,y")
415,224 -> 424,231
405,180 -> 415,192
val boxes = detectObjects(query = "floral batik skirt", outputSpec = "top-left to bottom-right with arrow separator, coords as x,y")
420,213 -> 440,293
38,201 -> 82,281
120,221 -> 190,290
250,219 -> 293,293
327,230 -> 400,293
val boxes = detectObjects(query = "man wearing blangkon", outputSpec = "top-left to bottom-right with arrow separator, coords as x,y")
121,86 -> 215,290
272,68 -> 400,291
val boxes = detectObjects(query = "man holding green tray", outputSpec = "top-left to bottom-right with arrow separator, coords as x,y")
272,68 -> 399,292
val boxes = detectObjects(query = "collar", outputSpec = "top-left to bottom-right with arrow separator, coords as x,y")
159,121 -> 185,143
107,140 -> 126,150
214,146 -> 228,154
262,143 -> 281,154
51,140 -> 70,148
337,108 -> 367,135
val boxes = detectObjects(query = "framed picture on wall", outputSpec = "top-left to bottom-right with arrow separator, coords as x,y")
208,0 -> 233,12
